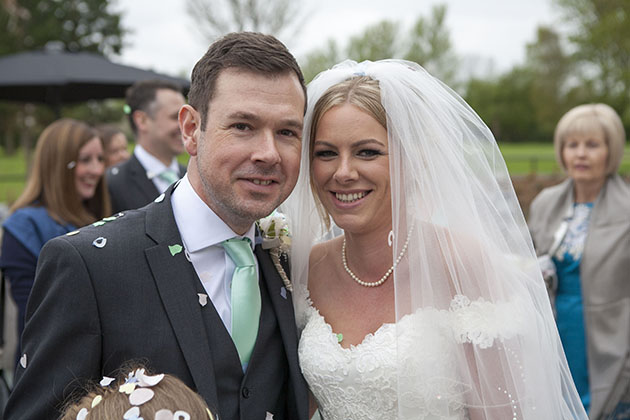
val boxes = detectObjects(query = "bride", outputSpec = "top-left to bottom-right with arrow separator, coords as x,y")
283,60 -> 587,419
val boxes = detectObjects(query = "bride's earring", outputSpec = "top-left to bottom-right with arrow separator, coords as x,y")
388,230 -> 394,247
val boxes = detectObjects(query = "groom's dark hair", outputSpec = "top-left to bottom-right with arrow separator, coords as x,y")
188,32 -> 307,130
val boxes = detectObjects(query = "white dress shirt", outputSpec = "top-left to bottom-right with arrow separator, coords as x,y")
134,145 -> 181,193
171,174 -> 257,333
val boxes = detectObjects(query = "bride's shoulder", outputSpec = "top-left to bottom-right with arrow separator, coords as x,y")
308,237 -> 342,294
309,237 -> 341,268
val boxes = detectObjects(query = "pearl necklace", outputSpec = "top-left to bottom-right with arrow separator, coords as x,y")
341,227 -> 413,288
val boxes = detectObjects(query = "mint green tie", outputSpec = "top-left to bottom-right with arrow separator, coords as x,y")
157,169 -> 179,185
222,238 -> 261,366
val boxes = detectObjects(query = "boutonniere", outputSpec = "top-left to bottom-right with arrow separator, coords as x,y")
257,211 -> 292,292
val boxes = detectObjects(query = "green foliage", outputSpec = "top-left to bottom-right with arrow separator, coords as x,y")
554,0 -> 630,128
300,40 -> 341,83
466,68 -> 544,143
524,26 -> 573,138
301,4 -> 458,86
0,0 -> 125,56
62,99 -> 127,126
297,1 -> 630,144
0,0 -> 127,154
0,147 -> 28,204
404,4 -> 458,85
346,20 -> 399,62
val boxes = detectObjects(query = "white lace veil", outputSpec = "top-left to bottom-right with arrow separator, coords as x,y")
282,59 -> 586,419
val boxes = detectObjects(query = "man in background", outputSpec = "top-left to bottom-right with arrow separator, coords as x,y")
107,79 -> 186,213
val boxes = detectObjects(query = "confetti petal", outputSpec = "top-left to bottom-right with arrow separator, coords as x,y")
173,411 -> 191,420
19,353 -> 27,368
123,406 -> 140,419
266,412 -> 275,420
337,333 -> 343,343
91,395 -> 102,408
280,287 -> 287,299
119,382 -> 137,394
129,387 -> 154,405
76,407 -> 88,420
100,376 -> 115,386
168,244 -> 183,256
137,372 -> 164,387
103,216 -> 117,222
92,237 -> 107,248
66,230 -> 80,236
154,409 -> 174,420
154,193 -> 165,203
198,293 -> 208,307
92,221 -> 106,227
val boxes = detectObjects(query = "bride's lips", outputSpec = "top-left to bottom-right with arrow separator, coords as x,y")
330,190 -> 371,208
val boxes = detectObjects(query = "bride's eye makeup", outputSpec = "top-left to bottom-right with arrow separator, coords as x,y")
356,148 -> 385,158
313,149 -> 337,159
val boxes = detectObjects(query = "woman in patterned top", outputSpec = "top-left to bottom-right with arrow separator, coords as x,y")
529,103 -> 630,419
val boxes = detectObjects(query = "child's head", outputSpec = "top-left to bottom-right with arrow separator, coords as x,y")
62,367 -> 215,420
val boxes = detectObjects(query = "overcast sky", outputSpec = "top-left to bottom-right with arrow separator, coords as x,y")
115,0 -> 562,79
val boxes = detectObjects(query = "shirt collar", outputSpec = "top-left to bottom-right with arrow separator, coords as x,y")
171,174 -> 256,252
134,144 -> 179,179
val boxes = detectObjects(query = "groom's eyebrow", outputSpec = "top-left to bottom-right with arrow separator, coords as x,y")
227,111 -> 303,130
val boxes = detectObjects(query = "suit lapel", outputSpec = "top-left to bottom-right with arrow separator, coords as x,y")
143,185 -> 219,409
129,154 -> 160,202
255,246 -> 298,350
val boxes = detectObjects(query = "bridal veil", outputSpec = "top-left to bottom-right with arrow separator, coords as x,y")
283,59 -> 586,419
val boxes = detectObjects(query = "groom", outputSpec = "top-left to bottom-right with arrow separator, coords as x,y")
4,32 -> 308,420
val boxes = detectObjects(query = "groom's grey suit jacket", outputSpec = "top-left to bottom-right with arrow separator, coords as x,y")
4,183 -> 309,420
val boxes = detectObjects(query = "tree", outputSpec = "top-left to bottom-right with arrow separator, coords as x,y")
300,4 -> 459,86
186,0 -> 306,42
466,68 -> 541,143
346,20 -> 399,62
299,40 -> 341,84
404,4 -> 458,85
524,26 -> 573,138
0,0 -> 127,156
0,0 -> 125,56
554,0 -> 630,125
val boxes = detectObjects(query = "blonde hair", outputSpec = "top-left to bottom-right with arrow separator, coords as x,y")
553,103 -> 626,175
308,76 -> 386,228
10,118 -> 111,227
61,365 -> 214,420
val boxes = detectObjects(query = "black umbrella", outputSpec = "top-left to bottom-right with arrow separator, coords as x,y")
0,49 -> 190,115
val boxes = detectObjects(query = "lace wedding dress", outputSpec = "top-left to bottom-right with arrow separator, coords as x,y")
298,295 -> 526,420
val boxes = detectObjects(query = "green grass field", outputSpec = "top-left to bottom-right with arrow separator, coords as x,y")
0,148 -> 28,205
1,143 -> 629,205
499,143 -> 630,175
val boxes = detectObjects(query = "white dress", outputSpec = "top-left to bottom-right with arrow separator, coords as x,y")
298,295 -> 525,420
